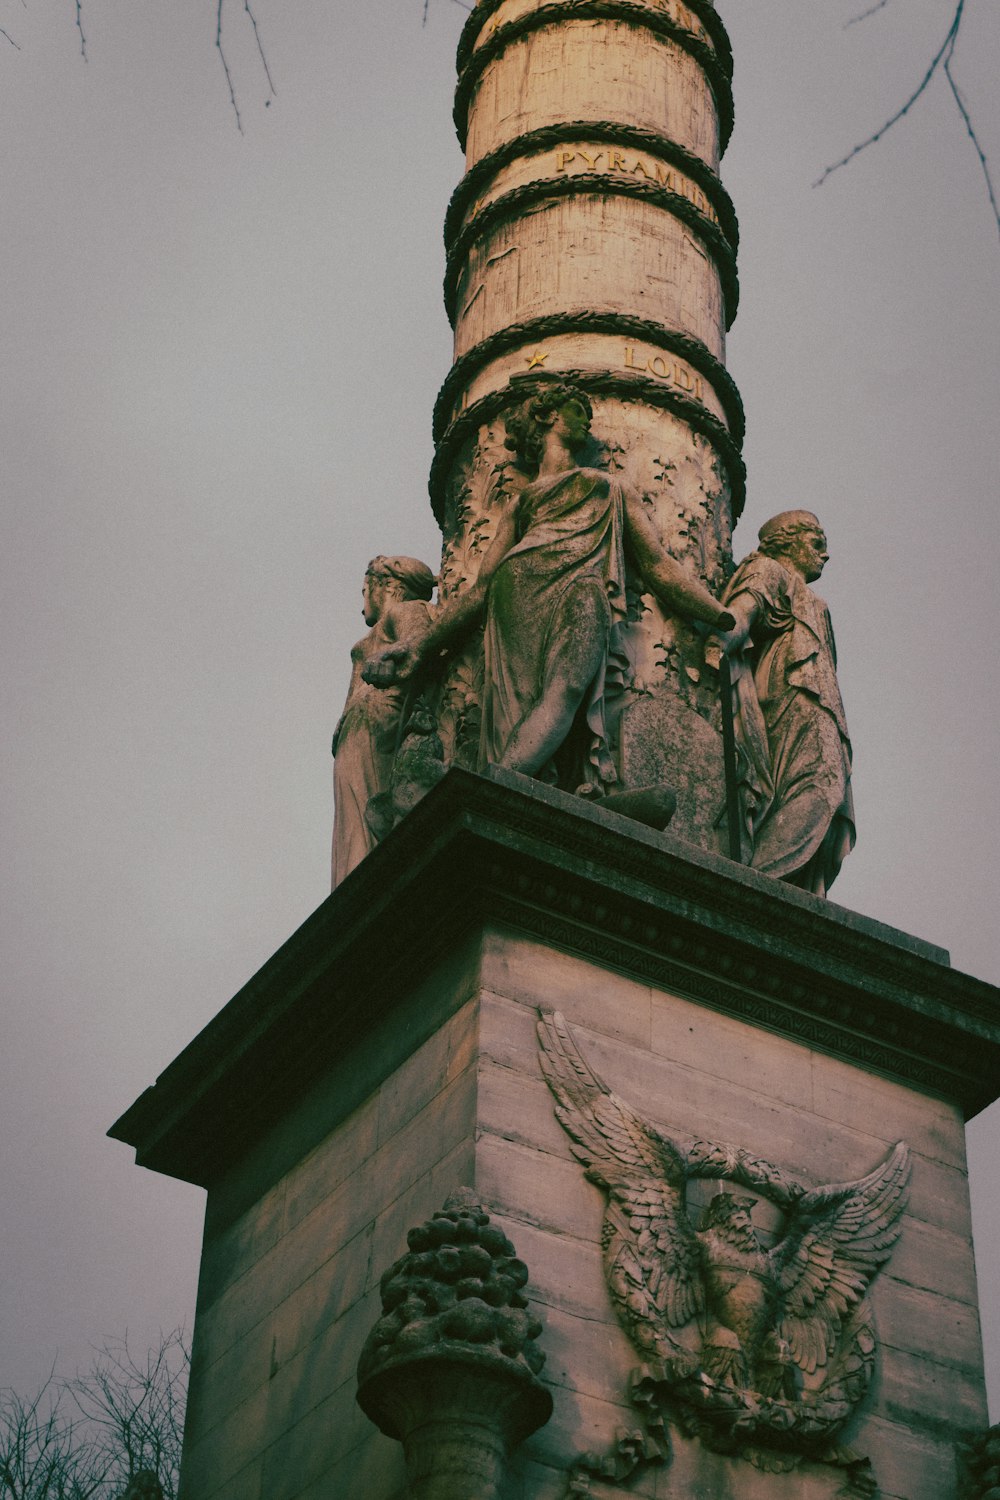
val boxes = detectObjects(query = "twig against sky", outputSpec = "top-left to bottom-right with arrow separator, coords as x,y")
816,0 -> 998,238
944,29 -> 1000,239
816,0 -> 966,186
216,0 -> 276,133
845,0 -> 892,27
75,0 -> 86,59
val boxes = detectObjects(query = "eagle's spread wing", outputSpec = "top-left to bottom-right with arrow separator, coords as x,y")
537,1010 -> 704,1343
770,1141 -> 910,1374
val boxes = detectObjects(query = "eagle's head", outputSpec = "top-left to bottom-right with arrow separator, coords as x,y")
700,1192 -> 759,1249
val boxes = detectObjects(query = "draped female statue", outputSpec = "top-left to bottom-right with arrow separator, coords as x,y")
331,555 -> 435,886
709,511 -> 854,895
365,383 -> 733,796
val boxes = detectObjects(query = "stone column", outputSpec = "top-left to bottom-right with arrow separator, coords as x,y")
431,0 -> 744,847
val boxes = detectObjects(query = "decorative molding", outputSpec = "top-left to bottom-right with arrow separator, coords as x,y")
453,0 -> 735,154
443,171 -> 740,331
110,770 -> 1000,1193
455,0 -> 735,105
429,369 -> 747,526
444,119 -> 739,252
433,311 -> 745,446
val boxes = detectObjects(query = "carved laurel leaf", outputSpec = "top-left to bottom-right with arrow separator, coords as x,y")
536,1010 -> 704,1337
771,1141 -> 910,1375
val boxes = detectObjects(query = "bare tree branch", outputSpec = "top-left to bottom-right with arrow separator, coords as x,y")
74,0 -> 86,61
818,0 -> 997,240
215,0 -> 243,134
1,26 -> 21,48
216,0 -> 276,130
424,0 -> 474,21
243,0 -> 275,99
816,0 -> 965,187
0,1335 -> 188,1500
845,0 -> 893,27
943,32 -> 1000,238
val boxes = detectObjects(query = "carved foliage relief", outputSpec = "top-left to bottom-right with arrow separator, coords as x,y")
536,1011 -> 910,1496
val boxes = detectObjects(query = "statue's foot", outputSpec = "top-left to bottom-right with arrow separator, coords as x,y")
594,784 -> 678,831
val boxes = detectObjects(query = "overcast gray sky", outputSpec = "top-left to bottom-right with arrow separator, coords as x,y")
2,0 -> 997,1420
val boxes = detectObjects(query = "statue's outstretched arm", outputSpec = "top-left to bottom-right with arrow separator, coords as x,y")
703,590 -> 759,670
363,503 -> 518,687
623,491 -> 734,629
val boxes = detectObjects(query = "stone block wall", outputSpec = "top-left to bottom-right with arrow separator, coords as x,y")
178,919 -> 987,1500
180,968 -> 482,1500
474,928 -> 987,1499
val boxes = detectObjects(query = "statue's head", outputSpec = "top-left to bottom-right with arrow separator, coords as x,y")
504,382 -> 593,473
757,510 -> 828,583
121,1473 -> 164,1500
364,555 -> 435,624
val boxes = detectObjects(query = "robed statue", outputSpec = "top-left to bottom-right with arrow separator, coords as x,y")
709,511 -> 855,895
331,554 -> 436,887
364,383 -> 733,795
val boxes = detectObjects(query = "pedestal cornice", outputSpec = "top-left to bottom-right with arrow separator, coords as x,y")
110,769 -> 1000,1186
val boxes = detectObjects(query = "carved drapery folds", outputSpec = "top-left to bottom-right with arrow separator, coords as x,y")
330,555 -> 439,887
356,1190 -> 552,1500
537,1010 -> 910,1495
709,510 -> 855,894
432,0 -> 746,847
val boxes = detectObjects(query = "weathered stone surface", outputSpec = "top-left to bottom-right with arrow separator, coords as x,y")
711,512 -> 854,894
331,555 -> 436,888
357,1192 -> 552,1500
110,775 -> 998,1498
618,686 -> 729,851
365,385 -> 732,807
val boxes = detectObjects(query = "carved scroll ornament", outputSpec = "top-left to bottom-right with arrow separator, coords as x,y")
537,1011 -> 910,1496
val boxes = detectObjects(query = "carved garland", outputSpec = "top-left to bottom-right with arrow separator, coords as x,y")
432,311 -> 745,446
443,171 -> 740,332
429,368 -> 747,527
444,120 -> 739,251
453,0 -> 735,154
455,0 -> 735,80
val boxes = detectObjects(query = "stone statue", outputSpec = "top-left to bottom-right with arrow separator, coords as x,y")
365,384 -> 733,795
538,1010 -> 910,1493
331,554 -> 435,887
362,697 -> 447,846
708,510 -> 855,896
120,1474 -> 164,1500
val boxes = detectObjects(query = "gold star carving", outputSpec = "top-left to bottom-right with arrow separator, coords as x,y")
526,350 -> 549,370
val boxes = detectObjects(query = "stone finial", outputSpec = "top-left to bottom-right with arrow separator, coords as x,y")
960,1424 -> 1000,1498
357,1190 -> 552,1500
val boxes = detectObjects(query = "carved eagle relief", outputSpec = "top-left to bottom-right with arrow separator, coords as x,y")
536,1010 -> 910,1491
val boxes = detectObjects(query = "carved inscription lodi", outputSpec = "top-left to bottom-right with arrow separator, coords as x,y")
625,346 -> 705,401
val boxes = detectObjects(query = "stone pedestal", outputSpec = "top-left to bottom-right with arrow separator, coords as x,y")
111,770 -> 1000,1500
